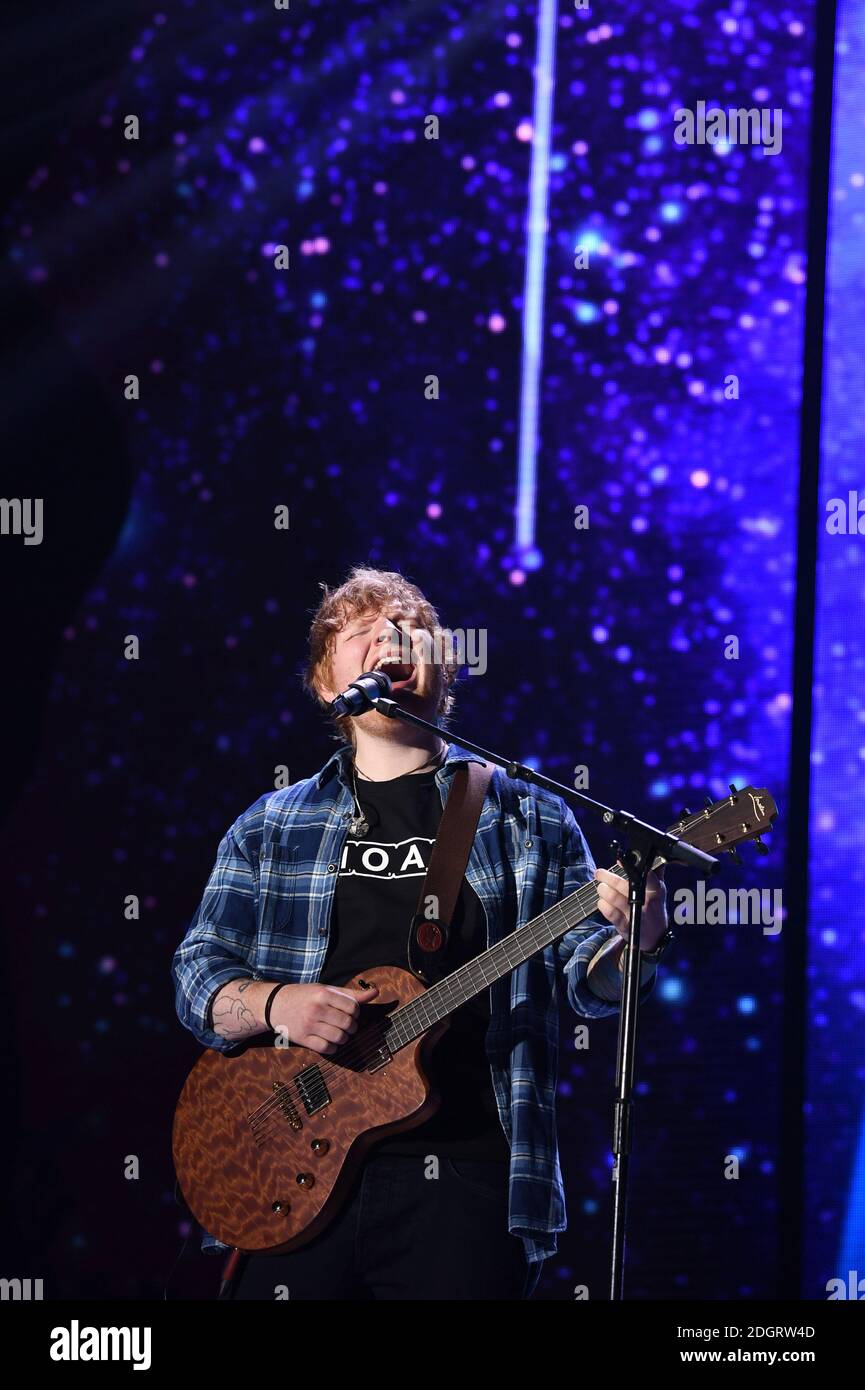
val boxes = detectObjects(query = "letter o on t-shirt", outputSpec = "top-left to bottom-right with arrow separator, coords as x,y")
361,847 -> 389,873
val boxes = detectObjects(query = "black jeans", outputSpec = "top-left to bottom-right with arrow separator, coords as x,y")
221,1152 -> 543,1300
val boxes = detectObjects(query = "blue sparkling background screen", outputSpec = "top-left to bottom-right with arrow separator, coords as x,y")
1,0 -> 837,1299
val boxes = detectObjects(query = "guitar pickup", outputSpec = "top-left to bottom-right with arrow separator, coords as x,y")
295,1065 -> 332,1116
367,1043 -> 392,1074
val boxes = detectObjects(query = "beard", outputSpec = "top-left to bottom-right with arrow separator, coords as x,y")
350,667 -> 446,741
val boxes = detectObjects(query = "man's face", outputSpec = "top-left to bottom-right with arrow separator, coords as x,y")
317,605 -> 446,733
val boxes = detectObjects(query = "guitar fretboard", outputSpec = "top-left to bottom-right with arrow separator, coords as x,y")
383,863 -> 635,1052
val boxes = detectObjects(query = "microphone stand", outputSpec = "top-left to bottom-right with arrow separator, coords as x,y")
362,692 -> 717,1299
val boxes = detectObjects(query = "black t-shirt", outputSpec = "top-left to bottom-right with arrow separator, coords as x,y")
318,764 -> 510,1160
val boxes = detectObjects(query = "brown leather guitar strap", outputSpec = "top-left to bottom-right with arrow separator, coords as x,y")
407,760 -> 494,983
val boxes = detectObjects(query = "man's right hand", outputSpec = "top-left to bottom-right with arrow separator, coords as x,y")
269,981 -> 380,1054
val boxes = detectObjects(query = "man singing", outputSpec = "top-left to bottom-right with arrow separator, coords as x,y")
171,565 -> 669,1299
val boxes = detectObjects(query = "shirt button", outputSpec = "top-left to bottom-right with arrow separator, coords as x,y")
525,839 -> 533,849
327,863 -> 337,872
318,927 -> 327,936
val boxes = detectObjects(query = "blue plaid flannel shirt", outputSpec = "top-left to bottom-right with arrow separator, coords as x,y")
171,741 -> 658,1266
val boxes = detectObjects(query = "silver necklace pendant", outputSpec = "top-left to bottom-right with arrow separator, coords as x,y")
349,813 -> 370,838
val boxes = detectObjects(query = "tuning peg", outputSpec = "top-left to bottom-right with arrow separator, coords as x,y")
729,783 -> 738,796
727,846 -> 743,866
753,837 -> 769,856
681,807 -> 692,817
705,796 -> 714,808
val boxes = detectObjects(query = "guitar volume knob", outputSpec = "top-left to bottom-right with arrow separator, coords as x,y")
296,1172 -> 315,1188
310,1138 -> 329,1154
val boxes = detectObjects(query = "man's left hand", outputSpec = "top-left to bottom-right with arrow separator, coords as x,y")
593,865 -> 668,953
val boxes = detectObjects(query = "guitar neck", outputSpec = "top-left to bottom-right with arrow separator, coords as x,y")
385,861 -> 644,1051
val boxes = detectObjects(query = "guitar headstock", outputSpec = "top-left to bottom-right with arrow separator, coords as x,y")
663,785 -> 778,866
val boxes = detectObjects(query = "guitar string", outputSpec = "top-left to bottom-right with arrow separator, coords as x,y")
247,878 -> 608,1130
246,850 -> 683,1129
246,796 -> 745,1130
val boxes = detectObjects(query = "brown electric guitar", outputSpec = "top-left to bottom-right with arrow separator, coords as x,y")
172,785 -> 777,1253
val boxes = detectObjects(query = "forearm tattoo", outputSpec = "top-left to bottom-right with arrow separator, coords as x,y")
212,983 -> 260,1038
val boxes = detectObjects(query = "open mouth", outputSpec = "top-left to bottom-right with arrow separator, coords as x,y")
372,658 -> 418,693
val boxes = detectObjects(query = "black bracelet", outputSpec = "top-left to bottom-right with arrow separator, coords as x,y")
640,926 -> 675,962
264,983 -> 286,1031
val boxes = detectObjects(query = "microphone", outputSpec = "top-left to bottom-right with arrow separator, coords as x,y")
329,669 -> 393,717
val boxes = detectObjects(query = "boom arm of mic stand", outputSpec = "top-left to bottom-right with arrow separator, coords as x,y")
374,698 -> 718,874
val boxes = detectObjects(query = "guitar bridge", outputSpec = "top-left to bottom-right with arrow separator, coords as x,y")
247,1080 -> 302,1146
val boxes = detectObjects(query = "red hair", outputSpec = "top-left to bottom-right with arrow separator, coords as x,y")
302,565 -> 459,744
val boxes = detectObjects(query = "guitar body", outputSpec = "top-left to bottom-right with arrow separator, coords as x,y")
172,965 -> 447,1254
